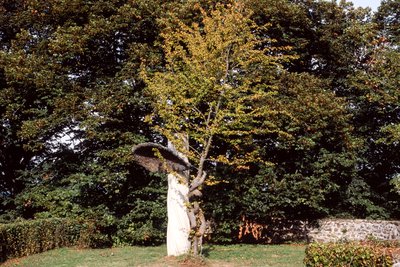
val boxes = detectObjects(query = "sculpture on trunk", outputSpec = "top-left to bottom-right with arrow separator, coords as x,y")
132,143 -> 190,174
132,142 -> 206,256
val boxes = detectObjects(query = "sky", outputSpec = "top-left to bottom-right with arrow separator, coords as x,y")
350,0 -> 381,11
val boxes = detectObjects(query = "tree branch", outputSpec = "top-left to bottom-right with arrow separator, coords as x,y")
190,171 -> 207,192
188,189 -> 203,198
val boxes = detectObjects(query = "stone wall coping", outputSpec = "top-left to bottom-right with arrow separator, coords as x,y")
318,219 -> 400,224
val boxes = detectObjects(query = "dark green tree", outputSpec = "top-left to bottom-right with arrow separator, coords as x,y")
242,0 -> 398,219
375,0 -> 400,44
347,43 -> 400,218
0,0 -> 173,244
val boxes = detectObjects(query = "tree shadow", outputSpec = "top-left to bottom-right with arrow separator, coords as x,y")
201,244 -> 216,258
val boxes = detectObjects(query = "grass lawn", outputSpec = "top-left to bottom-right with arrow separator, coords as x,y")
1,244 -> 306,267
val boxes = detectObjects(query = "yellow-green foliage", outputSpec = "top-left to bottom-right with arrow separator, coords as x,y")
0,218 -> 96,262
304,242 -> 397,267
141,1 -> 295,170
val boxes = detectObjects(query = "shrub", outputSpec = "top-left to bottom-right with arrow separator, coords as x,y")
0,218 -> 105,262
112,203 -> 167,246
113,216 -> 166,246
304,241 -> 397,267
76,219 -> 113,249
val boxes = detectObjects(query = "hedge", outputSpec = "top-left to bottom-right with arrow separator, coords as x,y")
304,241 -> 400,267
0,218 -> 104,262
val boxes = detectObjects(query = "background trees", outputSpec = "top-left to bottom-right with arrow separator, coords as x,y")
0,0 -> 171,244
0,0 -> 399,245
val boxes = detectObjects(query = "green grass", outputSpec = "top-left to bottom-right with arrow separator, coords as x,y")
204,244 -> 306,266
1,244 -> 306,267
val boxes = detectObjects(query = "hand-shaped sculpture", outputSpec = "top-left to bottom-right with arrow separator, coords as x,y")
132,142 -> 192,256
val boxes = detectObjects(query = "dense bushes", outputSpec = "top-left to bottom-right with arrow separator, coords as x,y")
0,215 -> 168,262
0,218 -> 107,262
304,241 -> 399,266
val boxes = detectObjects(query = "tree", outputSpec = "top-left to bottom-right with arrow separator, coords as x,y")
0,0 -> 172,243
141,1 -> 293,255
347,40 -> 400,216
242,0 -> 399,219
375,0 -> 400,44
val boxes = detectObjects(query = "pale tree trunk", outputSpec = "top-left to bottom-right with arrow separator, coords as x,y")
166,139 -> 191,256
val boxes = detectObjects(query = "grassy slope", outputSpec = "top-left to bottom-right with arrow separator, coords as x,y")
1,244 -> 306,267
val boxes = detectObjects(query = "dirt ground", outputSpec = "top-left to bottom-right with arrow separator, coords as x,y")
148,256 -> 240,267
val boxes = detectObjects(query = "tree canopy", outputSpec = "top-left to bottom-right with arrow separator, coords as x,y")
0,0 -> 399,246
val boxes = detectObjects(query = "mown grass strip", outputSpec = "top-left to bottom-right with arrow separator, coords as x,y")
1,244 -> 306,267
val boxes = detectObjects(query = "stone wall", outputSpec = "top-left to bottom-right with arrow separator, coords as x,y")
308,219 -> 400,243
236,218 -> 400,244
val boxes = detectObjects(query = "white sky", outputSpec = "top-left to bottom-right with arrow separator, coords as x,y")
350,0 -> 381,11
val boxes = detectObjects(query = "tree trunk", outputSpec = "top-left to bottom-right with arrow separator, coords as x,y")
166,139 -> 191,256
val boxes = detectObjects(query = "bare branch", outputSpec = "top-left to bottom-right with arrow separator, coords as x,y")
190,171 -> 207,192
187,209 -> 196,229
193,202 -> 200,214
197,208 -> 207,255
224,44 -> 232,81
198,210 -> 207,237
188,189 -> 203,198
